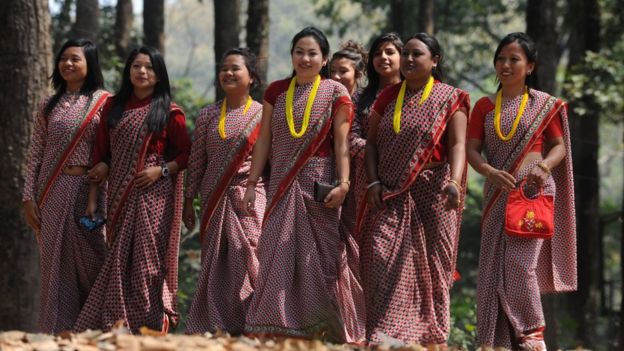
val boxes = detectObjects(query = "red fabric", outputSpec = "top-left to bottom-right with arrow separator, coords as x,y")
263,78 -> 353,157
504,184 -> 554,239
372,81 -> 464,162
468,97 -> 563,152
92,94 -> 191,169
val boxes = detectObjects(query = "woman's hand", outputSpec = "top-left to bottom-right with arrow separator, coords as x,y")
443,183 -> 461,210
241,185 -> 257,216
88,162 -> 109,184
324,183 -> 348,208
23,200 -> 41,235
486,168 -> 516,191
182,199 -> 196,231
366,183 -> 385,210
135,166 -> 162,189
526,163 -> 550,188
85,198 -> 98,219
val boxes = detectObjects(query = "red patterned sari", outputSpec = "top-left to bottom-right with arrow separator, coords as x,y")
75,100 -> 188,334
185,100 -> 265,334
244,78 -> 365,343
357,82 -> 469,345
475,91 -> 576,349
23,90 -> 110,333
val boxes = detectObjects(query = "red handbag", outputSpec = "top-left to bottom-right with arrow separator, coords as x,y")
504,181 -> 554,239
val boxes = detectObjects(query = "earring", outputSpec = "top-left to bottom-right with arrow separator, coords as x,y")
527,71 -> 532,76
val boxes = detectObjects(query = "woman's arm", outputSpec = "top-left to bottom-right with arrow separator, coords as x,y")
526,136 -> 566,187
242,100 -> 273,214
443,109 -> 467,209
324,104 -> 351,208
364,110 -> 384,209
466,138 -> 516,191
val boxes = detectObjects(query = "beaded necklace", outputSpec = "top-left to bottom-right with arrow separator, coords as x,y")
493,87 -> 528,142
218,96 -> 252,140
285,75 -> 321,138
393,75 -> 434,134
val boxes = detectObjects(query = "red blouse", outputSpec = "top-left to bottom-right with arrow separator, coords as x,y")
264,78 -> 352,157
371,82 -> 450,163
467,97 -> 562,152
92,94 -> 191,169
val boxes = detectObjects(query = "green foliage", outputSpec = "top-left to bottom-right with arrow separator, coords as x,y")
171,77 -> 211,131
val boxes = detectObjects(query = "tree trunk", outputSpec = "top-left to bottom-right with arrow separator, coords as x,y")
143,0 -> 165,54
526,1 -> 561,348
71,0 -> 99,42
214,0 -> 240,100
52,0 -> 74,54
418,0 -> 434,35
246,0 -> 269,101
388,0 -> 406,38
526,0 -> 559,95
115,0 -> 133,59
621,126 -> 624,350
0,0 -> 51,331
565,0 -> 601,347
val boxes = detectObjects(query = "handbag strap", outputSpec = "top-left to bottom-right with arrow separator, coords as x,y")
516,179 -> 545,202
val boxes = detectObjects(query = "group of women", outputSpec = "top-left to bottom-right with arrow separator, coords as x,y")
22,26 -> 576,351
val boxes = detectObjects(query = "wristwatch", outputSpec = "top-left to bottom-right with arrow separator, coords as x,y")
161,163 -> 170,177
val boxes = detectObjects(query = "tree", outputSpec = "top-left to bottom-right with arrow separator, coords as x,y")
418,0 -> 434,35
526,0 -> 560,95
246,0 -> 269,100
71,0 -> 99,41
213,0 -> 240,100
115,0 -> 133,59
563,0 -> 602,346
144,0 -> 165,53
0,0 -> 52,331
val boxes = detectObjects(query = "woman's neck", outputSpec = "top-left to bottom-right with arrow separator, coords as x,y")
501,84 -> 525,98
225,92 -> 249,108
379,75 -> 401,88
133,87 -> 154,100
406,75 -> 430,91
66,81 -> 84,94
295,74 -> 318,85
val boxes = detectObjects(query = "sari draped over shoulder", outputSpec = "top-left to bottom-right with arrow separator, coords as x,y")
23,90 -> 109,333
244,79 -> 365,343
75,102 -> 186,334
475,90 -> 576,348
357,82 -> 469,345
185,100 -> 265,334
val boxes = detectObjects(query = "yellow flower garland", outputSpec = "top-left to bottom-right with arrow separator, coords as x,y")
393,75 -> 434,134
218,96 -> 252,140
286,75 -> 321,138
493,87 -> 529,142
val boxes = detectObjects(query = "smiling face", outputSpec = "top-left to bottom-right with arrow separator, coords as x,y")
291,35 -> 327,83
58,46 -> 88,91
330,57 -> 357,94
372,41 -> 401,80
130,53 -> 158,95
219,54 -> 252,96
400,38 -> 437,83
495,41 -> 535,89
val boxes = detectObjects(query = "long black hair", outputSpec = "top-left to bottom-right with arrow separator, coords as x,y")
290,26 -> 331,79
357,32 -> 403,116
493,32 -> 538,90
218,47 -> 262,93
404,32 -> 445,82
108,46 -> 172,132
44,38 -> 104,117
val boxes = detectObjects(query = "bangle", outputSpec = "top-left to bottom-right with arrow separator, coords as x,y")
448,179 -> 463,192
537,162 -> 551,174
337,179 -> 351,188
246,179 -> 258,188
484,167 -> 495,179
367,180 -> 381,189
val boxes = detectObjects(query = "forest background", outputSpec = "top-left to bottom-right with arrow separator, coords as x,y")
0,0 -> 622,350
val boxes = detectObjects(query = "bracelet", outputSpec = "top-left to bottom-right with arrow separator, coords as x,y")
537,162 -> 552,174
367,180 -> 381,189
246,179 -> 258,188
448,179 -> 463,192
484,167 -> 494,179
337,179 -> 351,188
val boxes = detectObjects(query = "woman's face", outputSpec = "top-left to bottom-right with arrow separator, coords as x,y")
400,38 -> 437,82
291,36 -> 327,82
372,41 -> 400,79
219,54 -> 252,95
330,57 -> 357,94
58,46 -> 88,89
495,41 -> 535,88
130,53 -> 158,93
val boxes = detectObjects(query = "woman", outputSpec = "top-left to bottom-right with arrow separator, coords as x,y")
183,48 -> 265,335
466,32 -> 576,351
350,33 -> 403,241
22,38 -> 109,334
75,46 -> 191,333
330,40 -> 367,96
241,26 -> 365,343
358,33 -> 469,346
